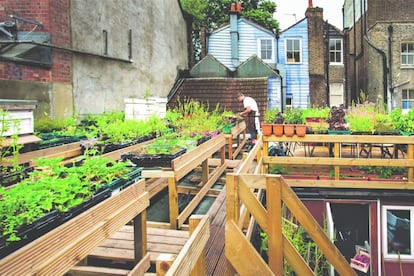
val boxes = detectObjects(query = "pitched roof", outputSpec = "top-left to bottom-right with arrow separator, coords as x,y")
210,17 -> 275,36
168,78 -> 268,122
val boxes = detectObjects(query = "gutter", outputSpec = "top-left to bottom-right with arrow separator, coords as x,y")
0,40 -> 133,63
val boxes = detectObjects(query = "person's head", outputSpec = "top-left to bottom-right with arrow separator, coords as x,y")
237,92 -> 245,102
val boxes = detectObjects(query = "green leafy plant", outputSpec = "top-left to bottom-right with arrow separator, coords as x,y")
302,107 -> 330,120
260,205 -> 330,274
284,107 -> 304,124
0,155 -> 130,242
264,108 -> 279,124
390,108 -> 414,133
346,102 -> 376,133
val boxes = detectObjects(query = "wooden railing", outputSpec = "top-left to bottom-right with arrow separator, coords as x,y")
142,133 -> 226,229
263,134 -> 414,185
156,215 -> 210,275
225,173 -> 356,275
0,179 -> 150,275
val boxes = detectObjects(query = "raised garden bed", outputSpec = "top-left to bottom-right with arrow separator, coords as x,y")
121,146 -> 186,168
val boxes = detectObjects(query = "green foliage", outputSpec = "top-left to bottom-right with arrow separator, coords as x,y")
264,108 -> 279,123
260,205 -> 330,275
390,108 -> 414,133
358,166 -> 405,179
269,164 -> 286,174
302,107 -> 330,120
284,107 -> 304,124
0,110 -> 22,171
180,0 -> 280,61
346,102 -> 376,133
0,155 -> 130,242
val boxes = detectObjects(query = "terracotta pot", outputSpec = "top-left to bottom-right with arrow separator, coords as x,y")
284,124 -> 295,137
272,124 -> 284,137
261,123 -> 272,136
295,124 -> 307,137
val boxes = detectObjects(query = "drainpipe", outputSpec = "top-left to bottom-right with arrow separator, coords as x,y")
352,0 -> 357,101
388,25 -> 393,111
230,3 -> 240,68
324,22 -> 330,106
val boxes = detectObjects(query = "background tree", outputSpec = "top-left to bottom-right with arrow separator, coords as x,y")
180,0 -> 279,63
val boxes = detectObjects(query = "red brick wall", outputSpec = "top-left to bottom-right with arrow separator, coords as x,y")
0,0 -> 71,83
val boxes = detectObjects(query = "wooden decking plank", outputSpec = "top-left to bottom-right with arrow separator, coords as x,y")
205,188 -> 231,275
68,265 -> 130,276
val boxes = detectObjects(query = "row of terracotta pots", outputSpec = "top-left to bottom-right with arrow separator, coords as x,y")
261,123 -> 307,137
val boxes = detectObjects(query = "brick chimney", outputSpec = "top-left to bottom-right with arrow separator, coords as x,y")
306,5 -> 327,106
230,2 -> 241,67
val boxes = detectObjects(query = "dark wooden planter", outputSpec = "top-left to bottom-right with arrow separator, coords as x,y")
0,210 -> 61,259
0,166 -> 33,187
121,148 -> 187,168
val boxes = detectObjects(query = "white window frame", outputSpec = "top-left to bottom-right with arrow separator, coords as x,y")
402,89 -> 414,110
329,38 -> 343,64
285,38 -> 301,63
382,205 -> 414,260
257,38 -> 274,62
401,42 -> 414,66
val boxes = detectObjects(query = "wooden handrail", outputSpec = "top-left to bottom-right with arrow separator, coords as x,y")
156,215 -> 210,275
225,173 -> 357,275
262,134 -> 414,182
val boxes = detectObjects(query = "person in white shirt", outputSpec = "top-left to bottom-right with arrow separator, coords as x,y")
237,92 -> 259,145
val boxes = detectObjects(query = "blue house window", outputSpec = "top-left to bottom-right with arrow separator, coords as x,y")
286,39 -> 301,63
258,39 -> 273,61
401,43 -> 414,66
329,38 -> 342,64
402,89 -> 414,110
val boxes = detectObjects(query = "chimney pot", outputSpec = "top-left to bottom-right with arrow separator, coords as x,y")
308,0 -> 313,7
231,3 -> 236,11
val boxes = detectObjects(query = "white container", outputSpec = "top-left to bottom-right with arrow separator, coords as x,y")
124,97 -> 168,120
0,99 -> 37,136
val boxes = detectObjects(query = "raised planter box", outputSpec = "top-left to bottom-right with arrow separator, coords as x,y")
121,147 -> 187,168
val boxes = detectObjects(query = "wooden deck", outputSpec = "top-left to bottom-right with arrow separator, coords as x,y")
88,226 -> 189,264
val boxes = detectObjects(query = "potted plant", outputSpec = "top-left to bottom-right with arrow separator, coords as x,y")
374,113 -> 398,135
284,108 -> 304,137
346,102 -> 376,134
302,107 -> 330,133
263,108 -> 279,136
272,112 -> 285,137
390,107 -> 414,136
327,105 -> 350,134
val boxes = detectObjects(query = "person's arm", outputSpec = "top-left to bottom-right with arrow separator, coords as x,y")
239,106 -> 252,116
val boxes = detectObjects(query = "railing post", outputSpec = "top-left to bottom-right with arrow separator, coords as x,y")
134,210 -> 147,262
408,144 -> 413,182
266,176 -> 283,275
168,177 -> 178,229
263,139 -> 269,173
334,142 -> 340,180
226,173 -> 240,223
189,216 -> 206,276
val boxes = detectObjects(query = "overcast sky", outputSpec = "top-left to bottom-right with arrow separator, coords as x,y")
273,0 -> 344,30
